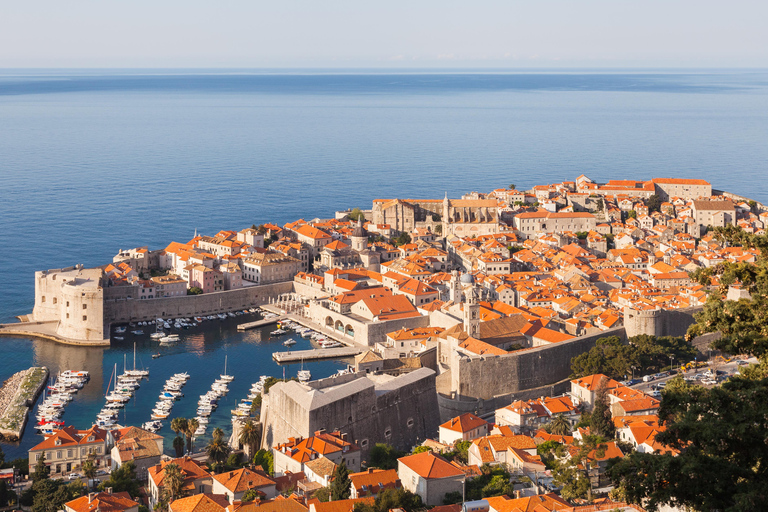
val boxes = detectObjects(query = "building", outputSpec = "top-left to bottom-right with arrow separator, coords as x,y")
438,414 -> 489,445
467,434 -> 537,467
64,491 -> 139,512
514,210 -> 597,237
212,468 -> 277,502
110,426 -> 164,480
188,264 -> 224,293
348,468 -> 401,498
28,426 -> 112,476
494,396 -> 579,432
692,199 -> 736,229
147,456 -> 213,510
243,253 -> 301,285
570,374 -> 621,409
169,494 -> 229,512
151,274 -> 188,297
272,431 -> 361,476
652,178 -> 712,201
397,451 -> 465,506
261,369 -> 440,459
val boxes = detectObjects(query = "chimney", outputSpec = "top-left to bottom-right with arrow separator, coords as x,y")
88,493 -> 96,503
368,468 -> 374,473
107,487 -> 113,494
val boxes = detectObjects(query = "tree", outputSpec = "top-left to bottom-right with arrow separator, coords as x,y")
33,480 -> 83,512
509,184 -> 516,190
185,418 -> 199,454
98,461 -> 140,497
206,430 -> 231,465
596,197 -> 604,212
0,480 -> 16,508
393,232 -> 411,247
239,420 -> 260,458
368,444 -> 405,470
434,224 -> 442,236
313,487 -> 330,502
412,446 -> 431,454
161,463 -> 184,502
330,461 -> 351,501
252,449 -> 274,476
608,376 -> 768,511
32,452 -> 49,482
187,287 -> 203,295
348,208 -> 365,222
553,435 -> 609,502
645,194 -> 662,213
444,440 -> 471,464
590,381 -> 615,439
82,455 -> 97,490
547,414 -> 572,436
171,417 -> 187,437
172,436 -> 185,458
627,210 -> 637,219
241,489 -> 262,502
250,394 -> 262,416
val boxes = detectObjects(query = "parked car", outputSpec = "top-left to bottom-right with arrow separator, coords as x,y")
643,375 -> 655,382
649,390 -> 662,398
626,378 -> 641,386
67,473 -> 80,481
737,360 -> 749,366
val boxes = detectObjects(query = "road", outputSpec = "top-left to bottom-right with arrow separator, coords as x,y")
628,356 -> 758,396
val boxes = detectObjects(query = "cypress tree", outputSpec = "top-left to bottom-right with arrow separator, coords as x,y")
330,461 -> 351,501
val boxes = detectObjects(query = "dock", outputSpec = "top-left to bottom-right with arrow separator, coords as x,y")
237,315 -> 286,331
0,366 -> 49,441
273,347 -> 363,363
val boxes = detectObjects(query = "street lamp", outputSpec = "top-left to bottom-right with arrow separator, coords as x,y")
669,355 -> 675,373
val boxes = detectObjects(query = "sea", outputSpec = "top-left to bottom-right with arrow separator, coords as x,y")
1,69 -> 767,459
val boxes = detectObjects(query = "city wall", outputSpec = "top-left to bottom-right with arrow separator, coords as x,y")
104,281 -> 294,325
440,306 -> 703,417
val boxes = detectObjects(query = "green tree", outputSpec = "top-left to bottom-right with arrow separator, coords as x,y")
32,452 -> 49,482
187,287 -> 203,295
206,428 -> 231,465
509,184 -> 516,190
241,489 -> 262,502
239,420 -> 260,458
33,480 -> 83,512
185,418 -> 200,454
330,461 -> 351,501
442,491 -> 463,505
249,394 -> 262,416
367,444 -> 405,470
98,461 -> 140,497
553,435 -> 610,502
608,376 -> 768,511
0,480 -> 16,508
393,232 -> 411,246
412,446 -> 431,454
82,455 -> 97,490
645,194 -> 662,213
627,210 -> 637,219
596,197 -> 604,212
172,436 -> 185,458
547,414 -> 572,436
252,449 -> 274,476
170,417 -> 187,437
313,487 -> 330,502
348,208 -> 365,222
590,381 -> 615,439
161,463 -> 184,502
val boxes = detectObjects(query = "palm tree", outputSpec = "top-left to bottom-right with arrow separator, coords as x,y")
173,436 -> 185,458
185,418 -> 200,454
212,427 -> 225,443
206,434 -> 230,467
239,420 -> 259,458
82,457 -> 97,490
163,463 -> 184,502
171,417 -> 187,437
549,414 -> 572,436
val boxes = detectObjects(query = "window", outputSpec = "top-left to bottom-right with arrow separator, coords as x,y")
384,428 -> 392,439
66,301 -> 70,307
53,297 -> 57,304
57,451 -> 62,459
83,315 -> 87,321
68,449 -> 73,457
41,296 -> 46,303
407,418 -> 415,428
361,439 -> 369,448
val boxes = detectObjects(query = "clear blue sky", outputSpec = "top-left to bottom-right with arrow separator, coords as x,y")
2,0 -> 765,68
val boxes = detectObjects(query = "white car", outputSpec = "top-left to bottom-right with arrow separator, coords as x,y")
68,473 -> 80,480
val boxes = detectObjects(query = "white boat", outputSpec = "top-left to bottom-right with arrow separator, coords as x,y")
114,326 -> 127,334
271,328 -> 287,336
283,338 -> 297,346
131,330 -> 144,335
298,370 -> 311,382
219,355 -> 234,382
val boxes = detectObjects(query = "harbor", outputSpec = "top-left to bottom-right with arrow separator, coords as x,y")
236,315 -> 286,331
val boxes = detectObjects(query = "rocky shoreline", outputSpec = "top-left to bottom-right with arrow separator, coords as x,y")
0,367 -> 48,441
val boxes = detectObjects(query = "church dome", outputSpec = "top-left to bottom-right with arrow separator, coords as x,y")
351,219 -> 367,238
460,273 -> 475,285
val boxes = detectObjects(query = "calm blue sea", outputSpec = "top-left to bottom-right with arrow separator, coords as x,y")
1,69 -> 767,458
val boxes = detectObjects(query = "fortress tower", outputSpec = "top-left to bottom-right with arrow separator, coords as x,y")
623,306 -> 663,338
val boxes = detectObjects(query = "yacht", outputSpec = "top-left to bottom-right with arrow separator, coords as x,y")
283,338 -> 297,346
219,355 -> 234,383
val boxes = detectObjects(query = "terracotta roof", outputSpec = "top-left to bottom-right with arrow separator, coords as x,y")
440,413 -> 488,434
213,468 -> 275,493
169,494 -> 229,512
65,492 -> 138,512
349,468 -> 401,496
304,457 -> 337,479
397,452 -> 464,479
228,496 -> 308,512
484,493 -> 569,512
148,456 -> 212,491
310,497 -> 374,512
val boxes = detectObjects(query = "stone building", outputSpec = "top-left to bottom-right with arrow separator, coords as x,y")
242,252 -> 301,285
692,199 -> 736,230
259,369 -> 440,459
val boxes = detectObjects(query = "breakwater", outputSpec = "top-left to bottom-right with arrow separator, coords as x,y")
0,367 -> 49,441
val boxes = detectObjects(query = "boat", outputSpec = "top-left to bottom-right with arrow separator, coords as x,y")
152,353 -> 161,359
283,338 -> 297,346
114,326 -> 127,334
270,328 -> 287,336
297,358 -> 311,383
219,355 -> 234,383
113,336 -> 124,341
319,339 -> 343,348
131,330 -> 144,335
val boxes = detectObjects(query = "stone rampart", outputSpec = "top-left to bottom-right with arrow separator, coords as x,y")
104,281 -> 294,325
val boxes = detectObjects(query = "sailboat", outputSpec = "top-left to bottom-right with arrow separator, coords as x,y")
297,358 -> 311,383
125,343 -> 149,377
219,355 -> 234,383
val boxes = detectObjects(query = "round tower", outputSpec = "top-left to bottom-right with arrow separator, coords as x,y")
623,306 -> 663,338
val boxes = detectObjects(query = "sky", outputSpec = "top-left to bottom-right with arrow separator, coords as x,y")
1,0 -> 766,69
